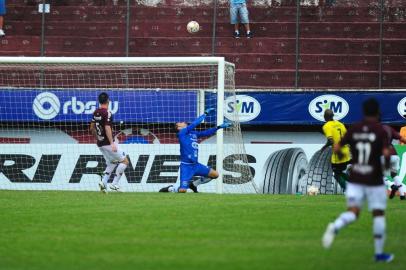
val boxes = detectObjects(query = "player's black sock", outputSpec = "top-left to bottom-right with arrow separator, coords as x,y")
400,195 -> 405,200
189,182 -> 198,193
159,185 -> 172,192
389,184 -> 399,199
334,173 -> 347,191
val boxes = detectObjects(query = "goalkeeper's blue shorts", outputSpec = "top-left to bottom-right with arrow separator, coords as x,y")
179,162 -> 211,189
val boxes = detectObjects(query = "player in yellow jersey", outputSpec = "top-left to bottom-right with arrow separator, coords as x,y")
321,109 -> 351,191
400,115 -> 406,145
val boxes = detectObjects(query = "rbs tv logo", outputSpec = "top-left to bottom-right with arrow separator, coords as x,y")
308,94 -> 349,122
33,92 -> 119,120
224,95 -> 261,122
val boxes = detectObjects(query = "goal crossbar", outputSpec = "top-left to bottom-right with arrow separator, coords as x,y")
0,56 -> 234,67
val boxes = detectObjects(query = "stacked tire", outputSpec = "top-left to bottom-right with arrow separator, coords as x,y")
298,147 -> 340,195
260,148 -> 308,194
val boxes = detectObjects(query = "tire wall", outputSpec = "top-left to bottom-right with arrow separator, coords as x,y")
259,146 -> 342,195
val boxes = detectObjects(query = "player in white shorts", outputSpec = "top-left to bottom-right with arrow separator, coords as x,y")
90,92 -> 128,192
382,125 -> 406,200
322,98 -> 394,263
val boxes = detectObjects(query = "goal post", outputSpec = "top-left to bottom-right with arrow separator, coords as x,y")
0,56 -> 257,194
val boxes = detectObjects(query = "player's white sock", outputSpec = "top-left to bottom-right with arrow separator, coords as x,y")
102,164 -> 116,186
333,211 -> 357,232
393,176 -> 402,186
383,176 -> 391,187
193,177 -> 212,186
373,216 -> 386,255
112,163 -> 127,185
392,175 -> 405,195
398,184 -> 405,196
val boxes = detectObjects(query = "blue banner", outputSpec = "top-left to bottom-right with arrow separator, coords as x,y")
220,91 -> 406,125
0,89 -> 198,123
1,89 -> 406,125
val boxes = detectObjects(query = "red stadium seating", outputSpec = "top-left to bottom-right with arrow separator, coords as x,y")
0,1 -> 405,88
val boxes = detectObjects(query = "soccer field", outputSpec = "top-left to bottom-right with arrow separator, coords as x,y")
0,191 -> 404,270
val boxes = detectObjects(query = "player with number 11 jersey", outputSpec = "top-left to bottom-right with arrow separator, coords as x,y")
322,98 -> 393,263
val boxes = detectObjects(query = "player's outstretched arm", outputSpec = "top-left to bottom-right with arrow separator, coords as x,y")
180,114 -> 206,135
217,122 -> 233,129
180,108 -> 215,134
195,121 -> 233,138
333,144 -> 344,159
382,147 -> 391,169
321,137 -> 334,151
204,108 -> 215,115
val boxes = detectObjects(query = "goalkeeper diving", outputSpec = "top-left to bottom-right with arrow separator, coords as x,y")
159,108 -> 232,193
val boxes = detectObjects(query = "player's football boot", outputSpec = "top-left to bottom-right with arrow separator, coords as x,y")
246,31 -> 253,39
375,253 -> 394,263
389,184 -> 399,199
322,223 -> 336,249
189,182 -> 198,193
0,29 -> 5,37
159,185 -> 173,192
98,181 -> 107,193
400,196 -> 405,200
233,31 -> 240,38
109,184 -> 122,192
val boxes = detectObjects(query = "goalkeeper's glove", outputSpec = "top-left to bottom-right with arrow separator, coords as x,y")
217,122 -> 233,129
204,108 -> 215,115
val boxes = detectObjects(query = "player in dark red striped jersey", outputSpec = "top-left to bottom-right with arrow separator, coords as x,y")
322,98 -> 394,263
90,92 -> 128,192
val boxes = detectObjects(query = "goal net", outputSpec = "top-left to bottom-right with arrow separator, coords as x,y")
0,57 -> 257,194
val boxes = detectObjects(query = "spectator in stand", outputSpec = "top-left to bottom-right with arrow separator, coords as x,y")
230,0 -> 252,39
0,0 -> 5,37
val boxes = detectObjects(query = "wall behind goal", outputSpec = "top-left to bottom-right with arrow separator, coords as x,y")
0,144 -> 321,193
2,143 -> 406,194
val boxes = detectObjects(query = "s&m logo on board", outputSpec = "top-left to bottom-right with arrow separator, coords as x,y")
308,94 -> 349,122
397,97 -> 406,118
225,95 -> 261,122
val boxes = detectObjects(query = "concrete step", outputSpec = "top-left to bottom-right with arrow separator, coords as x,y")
5,21 -> 406,39
1,36 -> 405,56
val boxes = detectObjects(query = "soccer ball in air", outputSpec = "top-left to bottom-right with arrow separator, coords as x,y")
187,21 -> 200,34
307,186 -> 319,196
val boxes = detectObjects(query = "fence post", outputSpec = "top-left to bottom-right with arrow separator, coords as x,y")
378,0 -> 384,89
295,0 -> 301,89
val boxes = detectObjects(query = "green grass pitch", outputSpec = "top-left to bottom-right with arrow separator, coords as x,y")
0,191 -> 405,270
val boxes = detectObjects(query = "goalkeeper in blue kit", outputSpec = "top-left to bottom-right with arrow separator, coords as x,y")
159,108 -> 232,193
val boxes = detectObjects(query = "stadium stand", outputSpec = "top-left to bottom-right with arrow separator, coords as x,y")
0,0 -> 405,88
